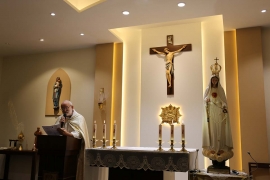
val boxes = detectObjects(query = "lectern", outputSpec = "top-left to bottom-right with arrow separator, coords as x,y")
36,135 -> 82,180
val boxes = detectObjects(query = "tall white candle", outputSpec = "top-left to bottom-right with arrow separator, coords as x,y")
181,120 -> 185,140
113,120 -> 117,139
159,124 -> 162,140
171,121 -> 174,140
103,120 -> 106,139
93,121 -> 97,138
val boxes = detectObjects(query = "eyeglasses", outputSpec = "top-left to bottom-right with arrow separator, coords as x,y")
61,106 -> 71,110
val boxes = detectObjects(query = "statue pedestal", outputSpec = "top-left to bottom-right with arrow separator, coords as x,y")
207,160 -> 230,174
207,165 -> 230,174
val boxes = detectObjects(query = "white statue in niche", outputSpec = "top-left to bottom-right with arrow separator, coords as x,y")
202,62 -> 233,169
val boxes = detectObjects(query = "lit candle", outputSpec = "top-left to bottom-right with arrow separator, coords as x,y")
103,120 -> 106,139
113,120 -> 117,139
93,121 -> 97,138
159,124 -> 162,140
171,121 -> 174,140
181,120 -> 185,140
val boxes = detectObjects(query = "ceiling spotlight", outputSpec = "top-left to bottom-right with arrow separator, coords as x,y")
261,9 -> 267,13
80,33 -> 85,36
40,39 -> 44,42
122,11 -> 130,15
178,2 -> 185,7
50,12 -> 56,16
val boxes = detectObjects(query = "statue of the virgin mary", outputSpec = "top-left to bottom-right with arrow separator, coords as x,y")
202,61 -> 233,165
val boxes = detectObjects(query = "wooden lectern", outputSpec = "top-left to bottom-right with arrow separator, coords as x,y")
36,135 -> 82,180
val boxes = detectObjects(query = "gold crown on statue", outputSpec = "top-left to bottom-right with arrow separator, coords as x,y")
210,57 -> 222,76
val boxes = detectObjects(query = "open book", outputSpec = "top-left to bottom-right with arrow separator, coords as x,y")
42,124 -> 62,135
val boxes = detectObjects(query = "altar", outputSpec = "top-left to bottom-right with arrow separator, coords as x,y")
85,147 -> 198,180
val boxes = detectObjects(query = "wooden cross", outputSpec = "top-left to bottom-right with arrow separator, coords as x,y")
150,35 -> 192,95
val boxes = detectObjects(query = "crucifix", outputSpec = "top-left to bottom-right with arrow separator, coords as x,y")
150,35 -> 192,95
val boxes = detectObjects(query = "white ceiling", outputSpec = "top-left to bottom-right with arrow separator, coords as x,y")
1,0 -> 270,58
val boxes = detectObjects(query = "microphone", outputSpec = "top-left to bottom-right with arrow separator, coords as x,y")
195,149 -> 199,170
189,149 -> 199,173
61,114 -> 66,128
247,151 -> 258,179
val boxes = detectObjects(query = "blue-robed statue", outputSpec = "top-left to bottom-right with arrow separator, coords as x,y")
53,77 -> 62,109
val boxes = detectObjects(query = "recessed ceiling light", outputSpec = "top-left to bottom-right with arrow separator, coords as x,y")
122,11 -> 129,15
80,33 -> 85,36
50,13 -> 56,16
40,39 -> 44,42
261,9 -> 267,13
178,2 -> 185,7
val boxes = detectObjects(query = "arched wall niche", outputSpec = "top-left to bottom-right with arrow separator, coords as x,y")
45,68 -> 71,116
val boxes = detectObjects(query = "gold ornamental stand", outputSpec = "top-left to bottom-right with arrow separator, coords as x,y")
180,140 -> 188,152
101,139 -> 108,149
91,138 -> 98,148
156,139 -> 164,151
111,139 -> 118,149
168,140 -> 175,152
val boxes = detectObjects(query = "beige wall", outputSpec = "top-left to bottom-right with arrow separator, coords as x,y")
262,27 -> 270,163
93,43 -> 122,147
225,27 -> 270,179
0,48 -> 96,179
224,31 -> 242,171
235,27 -> 269,178
111,43 -> 123,144
94,43 -> 114,147
110,28 -> 142,147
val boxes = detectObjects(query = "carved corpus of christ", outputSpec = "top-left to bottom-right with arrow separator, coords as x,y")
150,35 -> 192,95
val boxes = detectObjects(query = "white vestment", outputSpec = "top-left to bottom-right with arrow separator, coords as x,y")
202,76 -> 233,162
55,110 -> 90,180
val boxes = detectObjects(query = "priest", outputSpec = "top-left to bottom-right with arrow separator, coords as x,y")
55,100 -> 90,180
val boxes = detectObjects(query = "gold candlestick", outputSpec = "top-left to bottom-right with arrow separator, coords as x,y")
180,139 -> 188,152
91,138 -> 98,148
156,139 -> 164,151
111,139 -> 118,149
101,138 -> 108,149
169,139 -> 175,152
